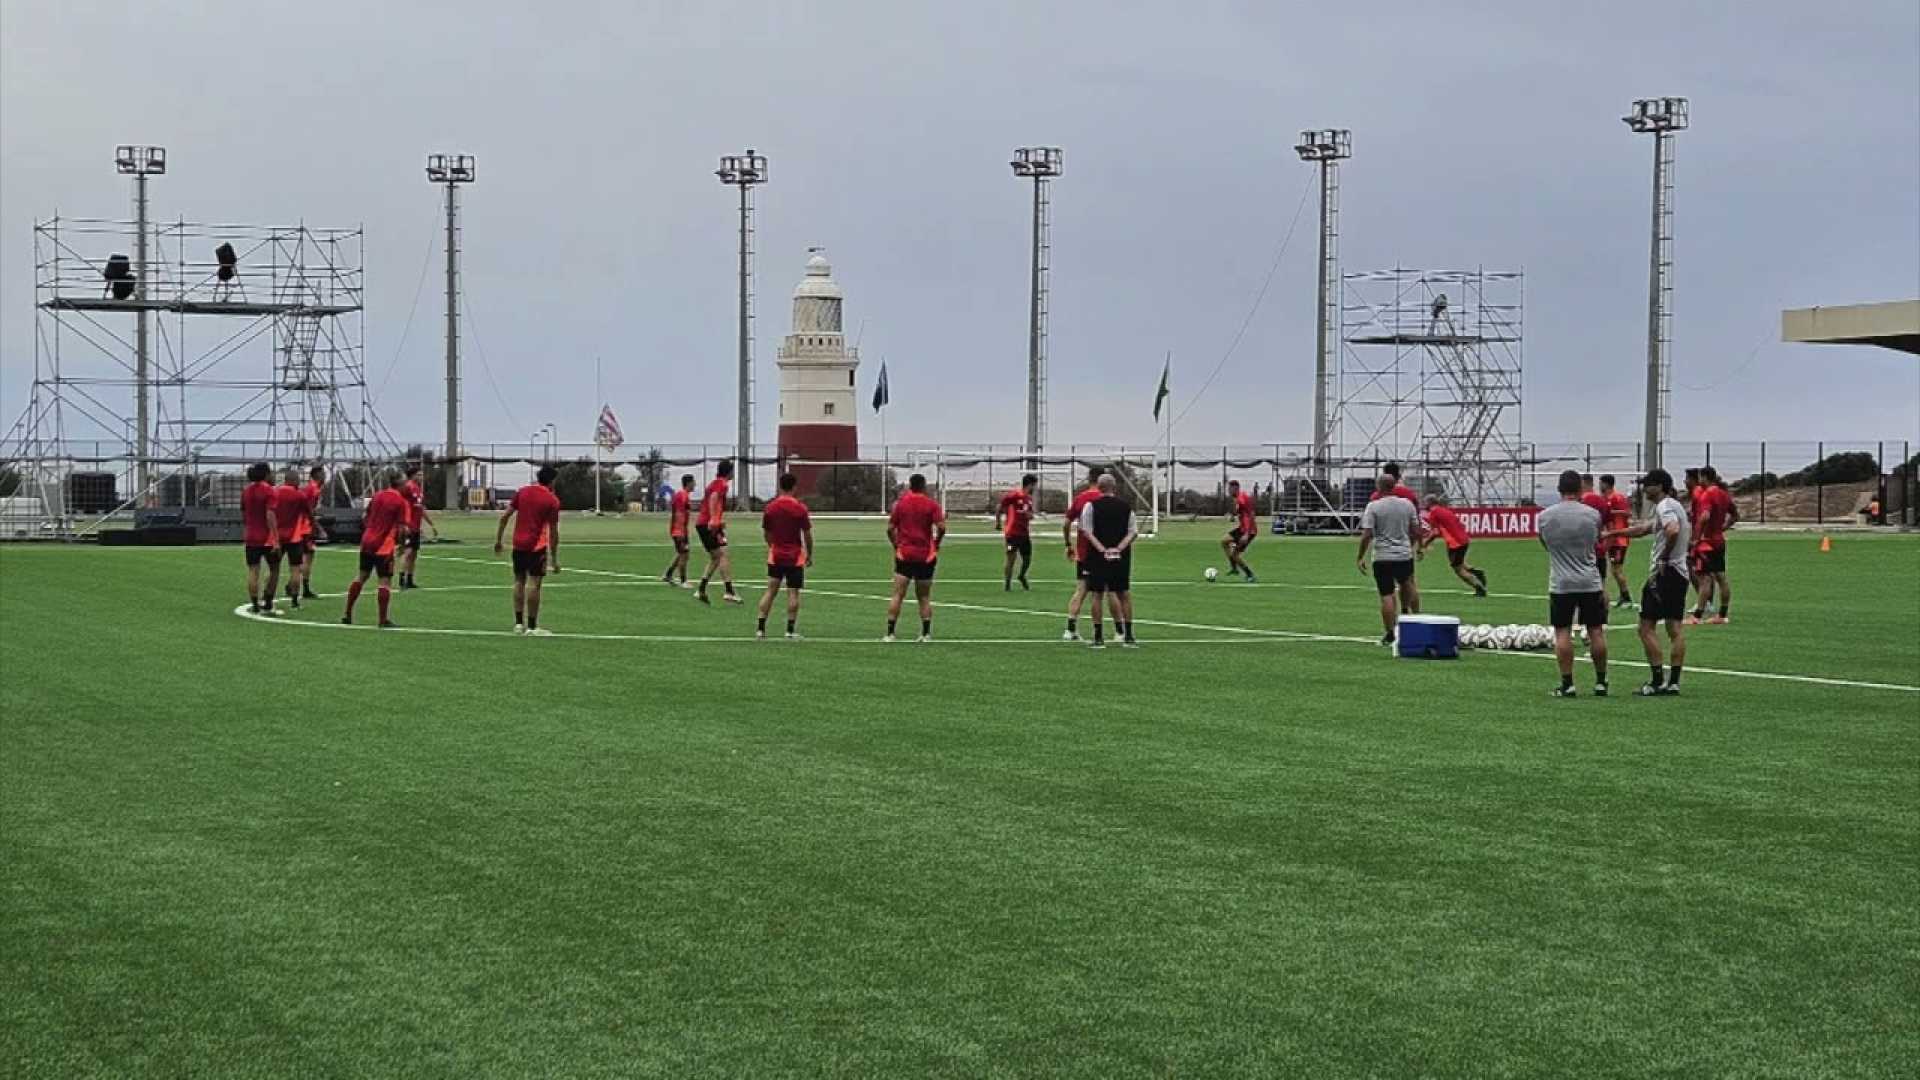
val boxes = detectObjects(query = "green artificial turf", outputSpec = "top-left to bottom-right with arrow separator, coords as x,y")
2,517 -> 1916,1078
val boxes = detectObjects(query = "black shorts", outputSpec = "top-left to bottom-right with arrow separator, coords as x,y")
1550,590 -> 1608,630
404,529 -> 422,551
1086,552 -> 1132,593
1005,535 -> 1032,560
672,535 -> 690,555
1606,544 -> 1628,565
1446,543 -> 1469,568
894,558 -> 937,582
358,550 -> 394,577
280,541 -> 305,562
1372,559 -> 1414,596
244,545 -> 282,567
1228,528 -> 1254,552
1640,567 -> 1690,623
511,549 -> 548,579
767,563 -> 805,588
1076,558 -> 1097,581
1697,546 -> 1726,574
696,525 -> 726,552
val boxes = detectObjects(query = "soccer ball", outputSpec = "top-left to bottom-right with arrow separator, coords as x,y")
1493,626 -> 1516,650
1204,567 -> 1218,582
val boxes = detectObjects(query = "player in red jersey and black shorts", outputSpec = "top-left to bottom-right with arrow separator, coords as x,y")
1063,466 -> 1104,640
1688,465 -> 1734,624
757,472 -> 814,640
995,472 -> 1038,591
1221,479 -> 1258,582
397,463 -> 437,590
240,461 -> 284,616
296,465 -> 327,600
885,473 -> 947,643
1599,473 -> 1634,607
1419,494 -> 1487,597
273,467 -> 312,609
661,473 -> 696,587
694,460 -> 742,605
495,463 -> 563,635
342,470 -> 410,628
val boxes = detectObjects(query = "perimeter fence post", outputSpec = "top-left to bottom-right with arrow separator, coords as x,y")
1759,442 -> 1767,524
1816,441 -> 1824,525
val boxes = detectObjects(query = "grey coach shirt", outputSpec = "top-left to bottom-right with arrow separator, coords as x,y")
1360,496 -> 1418,562
1537,500 -> 1604,594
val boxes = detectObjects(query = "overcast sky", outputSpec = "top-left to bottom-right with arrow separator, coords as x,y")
3,0 -> 1916,458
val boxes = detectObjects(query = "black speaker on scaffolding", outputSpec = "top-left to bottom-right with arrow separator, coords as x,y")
103,253 -> 135,300
214,242 -> 238,283
66,472 -> 118,514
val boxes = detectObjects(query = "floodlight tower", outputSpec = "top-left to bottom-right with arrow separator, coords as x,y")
115,145 -> 166,500
1011,146 -> 1063,458
717,149 -> 768,504
426,153 -> 475,511
1294,129 -> 1350,490
1624,98 -> 1687,478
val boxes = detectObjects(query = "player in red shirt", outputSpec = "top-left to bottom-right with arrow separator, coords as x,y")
1418,494 -> 1487,597
295,465 -> 327,601
1579,473 -> 1615,578
273,468 -> 312,609
1370,462 -> 1424,507
1063,466 -> 1104,641
757,472 -> 814,640
342,470 -> 409,628
995,472 -> 1038,591
660,473 -> 696,588
494,463 -> 563,635
398,463 -> 438,590
693,460 -> 742,605
1688,465 -> 1734,624
1599,473 -> 1634,607
885,473 -> 947,643
240,461 -> 284,616
1220,479 -> 1259,582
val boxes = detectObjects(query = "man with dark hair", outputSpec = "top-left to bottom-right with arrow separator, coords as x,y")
1220,479 -> 1258,583
995,473 -> 1038,591
1604,467 -> 1690,696
1080,475 -> 1139,649
662,473 -> 697,587
885,473 -> 946,643
1539,469 -> 1610,697
1419,493 -> 1487,597
1688,465 -> 1733,625
397,463 -> 437,590
240,461 -> 283,615
757,473 -> 813,640
297,465 -> 327,600
274,467 -> 312,609
342,470 -> 409,628
1062,466 -> 1103,640
1599,473 -> 1634,607
1357,473 -> 1419,647
1374,461 -> 1421,506
694,460 -> 742,605
495,463 -> 563,635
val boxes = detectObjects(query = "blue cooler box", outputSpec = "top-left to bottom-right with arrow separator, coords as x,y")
1397,615 -> 1460,659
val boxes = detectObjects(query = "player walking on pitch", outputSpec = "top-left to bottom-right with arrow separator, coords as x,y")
1419,494 -> 1487,597
885,473 -> 947,643
996,473 -> 1038,591
1220,479 -> 1258,582
694,460 -> 743,605
1080,475 -> 1139,649
274,468 -> 312,609
295,465 -> 327,600
495,464 -> 563,635
342,471 -> 410,628
1357,473 -> 1420,646
240,461 -> 283,616
1603,467 -> 1690,696
757,473 -> 814,640
662,473 -> 696,587
1688,465 -> 1733,624
1539,470 -> 1611,697
398,463 -> 438,590
1063,466 -> 1104,640
1600,473 -> 1634,607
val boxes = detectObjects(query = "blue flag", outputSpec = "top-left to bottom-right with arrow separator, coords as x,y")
871,361 -> 890,412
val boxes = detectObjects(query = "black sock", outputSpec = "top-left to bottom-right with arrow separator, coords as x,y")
1692,605 -> 1705,618
1718,603 -> 1729,616
724,583 -> 737,596
921,619 -> 931,636
1067,618 -> 1077,633
1560,673 -> 1574,690
1594,663 -> 1607,684
515,609 -> 524,625
527,616 -> 536,630
699,576 -> 710,589
887,618 -> 897,635
1649,663 -> 1664,686
1668,665 -> 1682,686
757,617 -> 767,632
786,618 -> 796,634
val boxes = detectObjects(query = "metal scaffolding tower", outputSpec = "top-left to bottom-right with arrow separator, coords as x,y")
1295,129 -> 1351,486
425,153 -> 475,509
1625,97 -> 1687,477
717,149 -> 768,504
1011,146 -> 1063,457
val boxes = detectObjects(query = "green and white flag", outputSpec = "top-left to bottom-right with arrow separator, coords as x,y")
1152,357 -> 1170,421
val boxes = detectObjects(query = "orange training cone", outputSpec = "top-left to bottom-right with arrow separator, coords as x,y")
1820,535 -> 1831,553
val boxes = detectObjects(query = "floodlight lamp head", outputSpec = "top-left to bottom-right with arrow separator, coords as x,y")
425,153 -> 475,183
115,145 -> 166,175
717,149 -> 768,186
1010,146 -> 1063,178
1624,97 -> 1688,133
1293,129 -> 1351,161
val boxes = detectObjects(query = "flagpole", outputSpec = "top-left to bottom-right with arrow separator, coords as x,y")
593,357 -> 603,516
1163,352 -> 1173,524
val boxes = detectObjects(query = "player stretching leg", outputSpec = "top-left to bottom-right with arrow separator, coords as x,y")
240,462 -> 283,616
663,473 -> 695,586
757,473 -> 814,640
1605,468 -> 1690,696
342,470 -> 410,629
1600,474 -> 1634,606
694,460 -> 742,605
1062,466 -> 1103,640
1357,473 -> 1420,646
1420,494 -> 1487,597
996,473 -> 1037,591
1081,475 -> 1139,648
495,464 -> 562,635
885,473 -> 946,643
1221,479 -> 1258,582
274,468 -> 310,609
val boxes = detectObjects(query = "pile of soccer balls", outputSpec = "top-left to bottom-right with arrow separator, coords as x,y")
1458,623 -> 1579,652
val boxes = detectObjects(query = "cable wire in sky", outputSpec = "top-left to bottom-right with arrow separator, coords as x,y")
373,198 -> 442,400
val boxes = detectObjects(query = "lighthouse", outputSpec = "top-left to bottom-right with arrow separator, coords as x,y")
775,249 -> 860,495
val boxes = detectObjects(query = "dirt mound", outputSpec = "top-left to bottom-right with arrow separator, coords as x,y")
1736,479 -> 1877,523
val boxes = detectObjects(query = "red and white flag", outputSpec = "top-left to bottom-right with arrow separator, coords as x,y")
594,405 -> 624,450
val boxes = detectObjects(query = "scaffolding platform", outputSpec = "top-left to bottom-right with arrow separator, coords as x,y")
42,297 -> 359,318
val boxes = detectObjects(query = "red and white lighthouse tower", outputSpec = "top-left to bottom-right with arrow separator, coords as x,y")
775,250 -> 860,495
